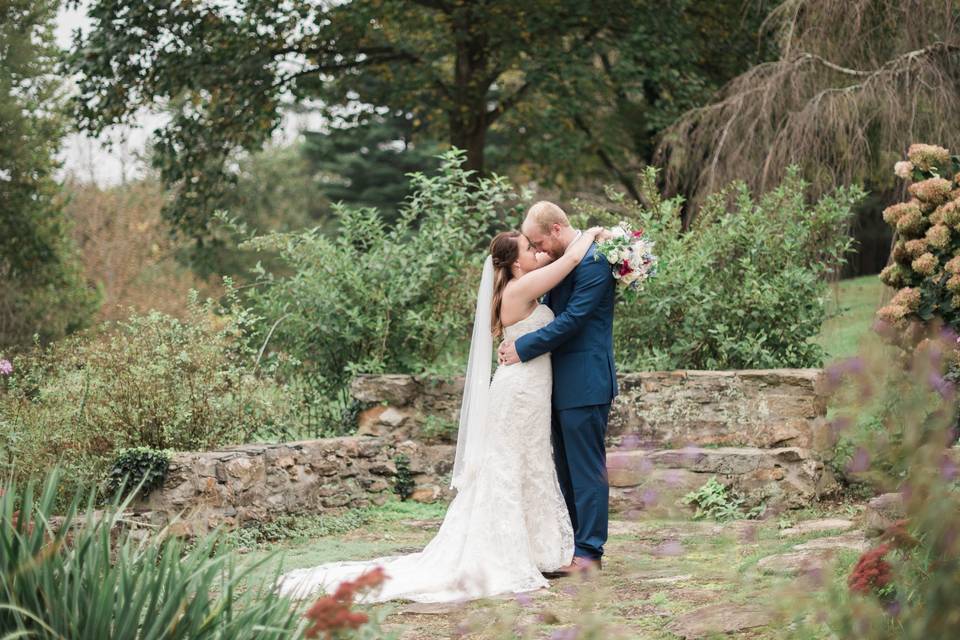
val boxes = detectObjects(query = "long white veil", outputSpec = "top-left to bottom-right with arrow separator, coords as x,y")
450,255 -> 494,491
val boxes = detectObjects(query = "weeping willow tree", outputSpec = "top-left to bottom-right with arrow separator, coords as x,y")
656,0 -> 960,214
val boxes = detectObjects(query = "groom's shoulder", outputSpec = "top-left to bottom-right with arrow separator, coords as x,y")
577,243 -> 602,268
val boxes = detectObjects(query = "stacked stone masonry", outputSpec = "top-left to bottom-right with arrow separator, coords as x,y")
136,369 -> 835,534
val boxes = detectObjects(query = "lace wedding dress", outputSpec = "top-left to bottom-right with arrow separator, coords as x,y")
275,304 -> 574,603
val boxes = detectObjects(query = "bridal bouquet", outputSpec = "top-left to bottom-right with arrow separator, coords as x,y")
594,222 -> 658,294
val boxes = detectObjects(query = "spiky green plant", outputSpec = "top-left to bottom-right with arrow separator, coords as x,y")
0,471 -> 307,639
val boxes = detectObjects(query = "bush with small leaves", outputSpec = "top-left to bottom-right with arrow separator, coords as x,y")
0,292 -> 293,501
572,167 -> 861,370
232,149 -> 525,436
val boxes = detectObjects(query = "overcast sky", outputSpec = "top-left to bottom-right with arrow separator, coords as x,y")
54,2 -> 320,186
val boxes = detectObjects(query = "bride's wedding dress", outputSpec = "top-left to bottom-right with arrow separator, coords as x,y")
275,304 -> 574,603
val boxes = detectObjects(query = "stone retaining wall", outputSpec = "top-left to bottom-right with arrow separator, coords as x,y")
351,369 -> 830,451
134,369 -> 833,535
132,437 -> 454,536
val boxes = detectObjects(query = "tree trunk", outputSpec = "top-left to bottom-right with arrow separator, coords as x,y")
449,5 -> 492,177
450,116 -> 487,176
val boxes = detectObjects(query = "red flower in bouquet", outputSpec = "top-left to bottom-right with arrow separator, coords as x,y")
304,567 -> 387,639
593,221 -> 658,294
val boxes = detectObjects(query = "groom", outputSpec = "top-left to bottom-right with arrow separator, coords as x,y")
498,201 -> 617,574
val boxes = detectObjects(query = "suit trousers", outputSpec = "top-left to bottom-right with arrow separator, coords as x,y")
551,403 -> 610,560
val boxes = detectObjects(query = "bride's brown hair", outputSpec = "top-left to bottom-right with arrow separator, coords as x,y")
489,231 -> 521,338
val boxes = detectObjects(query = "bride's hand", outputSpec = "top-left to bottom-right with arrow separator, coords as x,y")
587,225 -> 611,240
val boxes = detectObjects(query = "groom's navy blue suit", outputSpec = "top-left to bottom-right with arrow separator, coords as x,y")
515,243 -> 617,560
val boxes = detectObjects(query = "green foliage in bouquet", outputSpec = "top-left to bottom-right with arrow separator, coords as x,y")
0,293 -> 292,500
878,144 -> 960,339
232,150 -> 524,436
573,167 -> 862,370
0,470 -> 309,639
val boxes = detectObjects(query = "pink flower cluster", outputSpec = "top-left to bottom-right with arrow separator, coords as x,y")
879,142 -> 960,329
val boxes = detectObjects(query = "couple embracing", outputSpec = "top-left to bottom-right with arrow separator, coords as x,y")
278,201 -> 618,603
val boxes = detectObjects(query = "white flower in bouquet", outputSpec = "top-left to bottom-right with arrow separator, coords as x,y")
593,222 -> 659,298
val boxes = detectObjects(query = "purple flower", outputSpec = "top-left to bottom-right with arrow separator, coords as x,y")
641,487 -> 659,507
515,592 -> 533,608
0,359 -> 11,376
829,416 -> 852,436
948,426 -> 959,446
939,326 -> 959,344
652,540 -> 684,557
884,598 -> 902,617
550,627 -> 580,640
940,455 -> 958,481
845,357 -> 865,374
900,484 -> 913,504
847,448 -> 871,474
928,372 -> 955,399
738,522 -> 760,544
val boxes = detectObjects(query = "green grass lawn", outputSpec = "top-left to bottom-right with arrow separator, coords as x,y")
815,274 -> 888,363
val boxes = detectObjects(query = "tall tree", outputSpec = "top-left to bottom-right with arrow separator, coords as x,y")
656,0 -> 960,211
503,1 -> 776,201
69,0 -> 633,236
1,0 -> 98,350
302,111 -> 442,219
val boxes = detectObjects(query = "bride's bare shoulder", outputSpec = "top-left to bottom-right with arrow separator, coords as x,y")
499,283 -> 537,327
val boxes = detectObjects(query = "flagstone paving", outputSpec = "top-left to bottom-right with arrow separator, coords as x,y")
244,503 -> 867,639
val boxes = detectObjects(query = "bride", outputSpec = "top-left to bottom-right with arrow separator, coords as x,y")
276,225 -> 607,603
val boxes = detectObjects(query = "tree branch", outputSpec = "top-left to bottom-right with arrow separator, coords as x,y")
407,0 -> 454,13
485,26 -> 603,124
573,114 -> 650,207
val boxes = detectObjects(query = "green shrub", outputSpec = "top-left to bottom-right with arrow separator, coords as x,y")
682,476 -> 763,521
0,292 -> 292,498
420,414 -> 458,442
105,446 -> 171,499
233,149 -> 524,436
0,471 -> 308,639
393,454 -> 415,502
572,167 -> 862,370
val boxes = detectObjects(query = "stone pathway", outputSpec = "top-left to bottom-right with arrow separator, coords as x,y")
257,511 -> 871,639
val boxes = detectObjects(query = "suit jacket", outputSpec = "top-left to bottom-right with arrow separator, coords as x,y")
514,243 -> 618,410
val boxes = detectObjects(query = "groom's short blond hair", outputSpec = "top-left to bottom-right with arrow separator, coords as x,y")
527,201 -> 570,233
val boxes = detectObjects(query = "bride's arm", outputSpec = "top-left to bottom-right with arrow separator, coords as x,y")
506,226 -> 605,304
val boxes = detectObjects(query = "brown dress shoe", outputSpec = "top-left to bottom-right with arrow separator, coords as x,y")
543,556 -> 602,578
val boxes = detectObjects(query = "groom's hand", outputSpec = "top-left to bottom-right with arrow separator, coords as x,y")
498,340 -> 520,366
